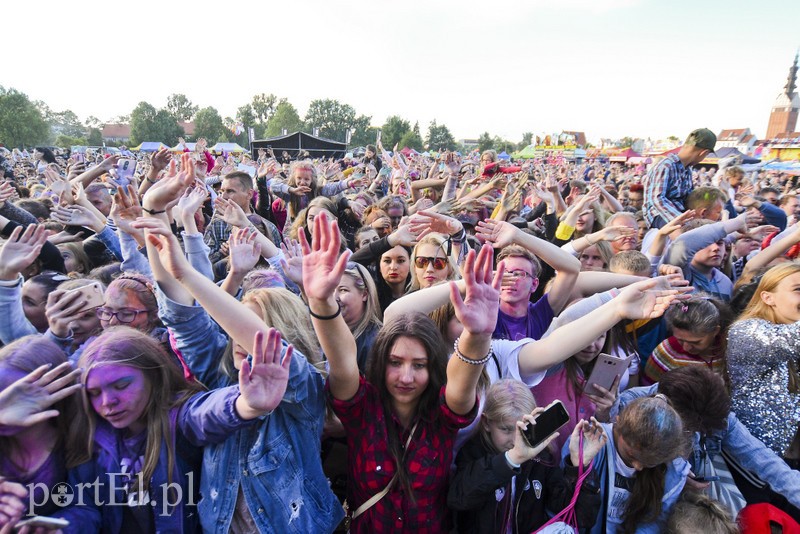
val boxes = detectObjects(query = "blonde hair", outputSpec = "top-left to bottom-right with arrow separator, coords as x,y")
286,160 -> 319,219
737,263 -> 800,325
220,288 -> 322,379
342,262 -> 382,339
479,379 -> 537,453
409,233 -> 458,292
666,493 -> 739,534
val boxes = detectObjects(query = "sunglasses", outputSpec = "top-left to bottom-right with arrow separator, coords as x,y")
414,256 -> 448,270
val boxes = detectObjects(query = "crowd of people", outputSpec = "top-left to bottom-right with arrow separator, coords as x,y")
0,128 -> 798,533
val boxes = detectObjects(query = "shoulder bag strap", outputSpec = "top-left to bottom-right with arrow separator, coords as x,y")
351,421 -> 419,521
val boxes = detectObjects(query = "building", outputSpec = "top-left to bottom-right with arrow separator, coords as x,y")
716,128 -> 756,154
459,139 -> 479,150
765,54 -> 799,139
101,121 -> 196,144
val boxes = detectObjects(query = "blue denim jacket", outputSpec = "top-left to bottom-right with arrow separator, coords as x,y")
56,386 -> 254,533
563,422 -> 689,534
615,385 -> 800,510
156,287 -> 343,532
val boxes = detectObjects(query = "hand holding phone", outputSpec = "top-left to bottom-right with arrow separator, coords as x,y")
520,400 -> 570,450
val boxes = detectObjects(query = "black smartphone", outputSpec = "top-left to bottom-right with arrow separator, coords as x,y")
521,400 -> 570,449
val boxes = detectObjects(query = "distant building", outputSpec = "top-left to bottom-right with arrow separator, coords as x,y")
459,139 -> 479,150
765,54 -> 799,139
561,131 -> 587,147
717,128 -> 756,153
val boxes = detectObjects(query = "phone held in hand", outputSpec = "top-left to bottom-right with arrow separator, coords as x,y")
116,158 -> 137,183
584,353 -> 633,396
63,281 -> 105,312
521,400 -> 570,449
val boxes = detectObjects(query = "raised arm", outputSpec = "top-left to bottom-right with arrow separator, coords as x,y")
70,154 -> 120,189
301,212 -> 359,401
445,245 -> 504,415
517,277 -> 682,376
743,223 -> 800,276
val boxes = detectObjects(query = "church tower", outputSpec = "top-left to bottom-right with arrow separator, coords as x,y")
766,53 -> 800,139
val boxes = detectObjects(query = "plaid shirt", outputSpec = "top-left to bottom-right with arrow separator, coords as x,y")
643,153 -> 693,226
202,216 -> 282,264
329,376 -> 476,534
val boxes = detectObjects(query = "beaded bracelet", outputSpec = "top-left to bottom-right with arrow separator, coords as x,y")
453,336 -> 493,366
309,302 -> 342,321
142,207 -> 166,215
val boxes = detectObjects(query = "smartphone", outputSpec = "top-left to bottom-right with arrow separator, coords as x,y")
14,516 -> 70,531
63,281 -> 105,311
116,158 -> 136,182
690,475 -> 720,483
521,400 -> 570,449
74,152 -> 85,163
584,353 -> 633,396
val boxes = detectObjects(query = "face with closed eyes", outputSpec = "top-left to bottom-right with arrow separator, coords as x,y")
85,364 -> 150,435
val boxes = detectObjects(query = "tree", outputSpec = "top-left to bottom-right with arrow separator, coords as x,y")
130,102 -> 183,145
264,100 -> 303,137
251,93 -> 278,124
304,99 -> 357,142
54,134 -> 88,149
399,122 -> 424,151
667,135 -> 680,143
380,115 -> 411,149
87,128 -> 103,146
517,132 -> 533,151
193,107 -> 227,144
619,136 -> 636,148
477,132 -> 494,152
49,110 -> 86,138
493,137 -> 516,153
349,114 -> 376,147
166,94 -> 198,121
0,87 -> 49,148
426,120 -> 456,151
85,115 -> 103,129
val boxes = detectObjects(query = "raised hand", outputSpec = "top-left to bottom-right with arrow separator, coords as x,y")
476,219 -> 519,249
507,406 -> 561,465
214,197 -> 250,228
43,167 -> 72,204
237,329 -> 293,417
595,225 -> 636,243
228,227 -> 262,274
0,225 -> 48,280
0,363 -> 82,427
176,186 -> 209,225
133,217 -> 192,281
143,154 -> 195,212
450,245 -> 504,336
300,211 -> 351,303
45,288 -> 92,338
0,182 -> 16,209
659,210 -> 696,237
568,417 -> 608,467
279,239 -> 304,287
613,276 -> 681,321
51,204 -> 104,232
0,480 -> 27,528
413,209 -> 463,236
150,148 -> 171,174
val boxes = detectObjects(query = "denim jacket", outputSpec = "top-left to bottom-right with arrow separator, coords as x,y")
563,422 -> 689,534
0,275 -> 38,344
56,386 -> 255,533
614,385 -> 800,511
155,287 -> 343,532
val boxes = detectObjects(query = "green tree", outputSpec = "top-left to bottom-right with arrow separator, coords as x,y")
130,102 -> 182,145
426,120 -> 456,151
85,115 -> 103,129
50,110 -> 86,138
493,137 -> 516,153
619,136 -> 636,148
87,128 -> 103,146
153,110 -> 184,146
264,100 -> 303,137
166,94 -> 198,121
235,103 -> 265,140
517,132 -> 533,151
667,135 -> 680,143
304,99 -> 357,142
399,122 -> 424,151
54,134 -> 88,149
251,93 -> 278,124
0,87 -> 49,148
193,107 -> 227,144
380,115 -> 411,149
477,132 -> 494,152
349,114 -> 376,147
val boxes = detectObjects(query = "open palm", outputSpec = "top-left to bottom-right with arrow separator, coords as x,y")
0,363 -> 82,427
239,329 -> 293,414
451,245 -> 503,336
300,212 -> 350,302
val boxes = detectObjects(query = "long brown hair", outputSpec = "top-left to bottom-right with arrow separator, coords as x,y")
75,327 -> 203,492
615,397 -> 689,534
365,313 -> 448,502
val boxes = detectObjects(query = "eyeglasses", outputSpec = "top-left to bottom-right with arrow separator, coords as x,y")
505,269 -> 533,280
96,307 -> 149,324
414,256 -> 448,270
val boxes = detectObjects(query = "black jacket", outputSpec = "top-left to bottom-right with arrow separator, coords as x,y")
448,436 -> 600,534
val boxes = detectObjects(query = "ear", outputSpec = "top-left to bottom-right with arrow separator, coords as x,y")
760,290 -> 775,307
530,277 -> 540,295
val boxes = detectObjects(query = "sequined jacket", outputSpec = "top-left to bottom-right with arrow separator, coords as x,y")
727,318 -> 800,456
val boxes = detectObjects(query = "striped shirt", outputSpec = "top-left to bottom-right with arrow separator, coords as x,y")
642,336 -> 726,385
643,153 -> 693,226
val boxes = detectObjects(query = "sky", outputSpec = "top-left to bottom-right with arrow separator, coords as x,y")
5,0 -> 799,145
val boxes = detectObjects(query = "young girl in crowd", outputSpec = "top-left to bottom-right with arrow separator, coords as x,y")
337,261 -> 382,373
448,379 -> 605,533
60,325 -> 291,532
409,233 -> 459,291
0,337 -> 83,525
566,396 -> 690,534
303,212 -> 503,533
643,294 -> 733,384
727,262 -> 800,467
